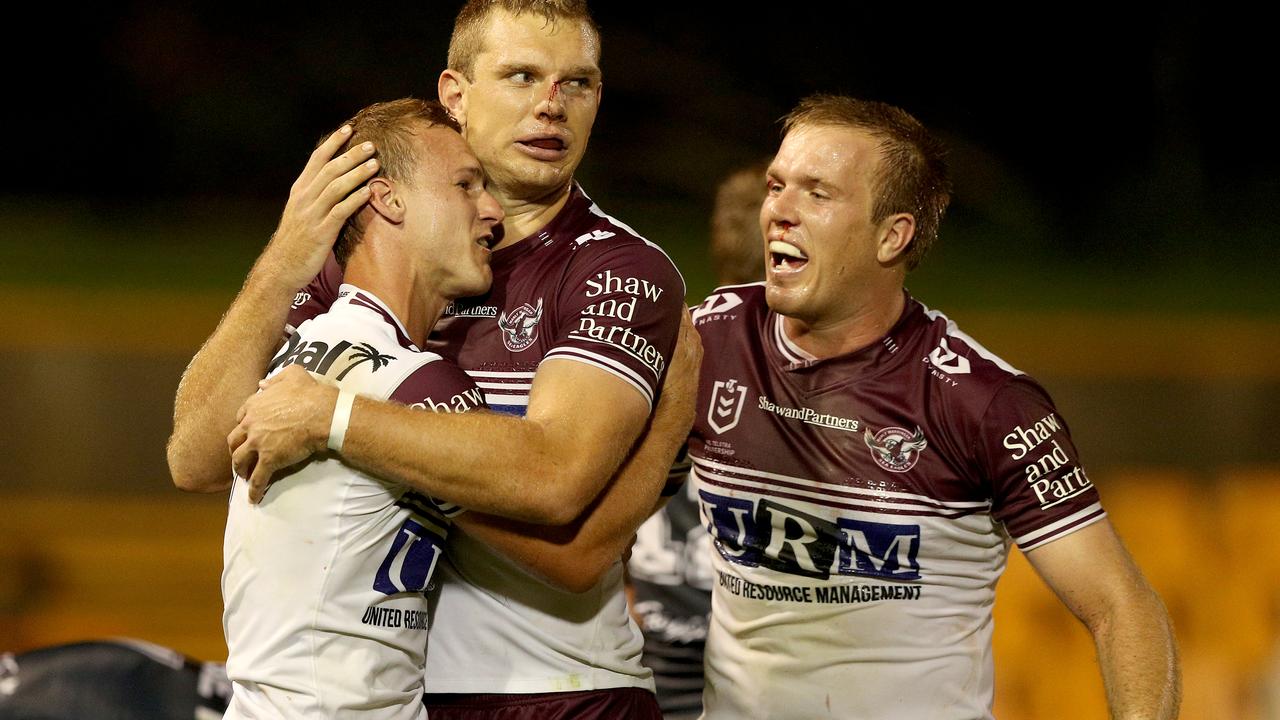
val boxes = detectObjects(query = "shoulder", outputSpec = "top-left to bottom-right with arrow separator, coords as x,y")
908,299 -> 1071,450
911,299 -> 1029,411
389,356 -> 485,413
691,282 -> 768,336
559,192 -> 685,297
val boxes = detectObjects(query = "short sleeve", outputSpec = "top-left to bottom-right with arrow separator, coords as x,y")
980,377 -> 1106,551
542,243 -> 685,410
389,358 -> 486,518
286,254 -> 344,333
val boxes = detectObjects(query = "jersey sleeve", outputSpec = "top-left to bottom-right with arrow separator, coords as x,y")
979,377 -> 1106,551
285,254 -> 344,334
388,358 -> 487,518
543,242 -> 686,410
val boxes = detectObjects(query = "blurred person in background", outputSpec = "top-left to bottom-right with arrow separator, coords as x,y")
627,161 -> 767,720
170,1 -> 698,717
686,94 -> 1181,719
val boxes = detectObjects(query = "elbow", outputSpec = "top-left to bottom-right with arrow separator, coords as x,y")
166,439 -> 230,494
520,465 -> 602,526
540,554 -> 616,594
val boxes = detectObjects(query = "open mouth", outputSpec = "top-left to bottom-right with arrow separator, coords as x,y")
769,240 -> 808,273
476,234 -> 495,251
516,135 -> 568,160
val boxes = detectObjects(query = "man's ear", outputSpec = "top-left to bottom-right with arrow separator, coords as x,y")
367,178 -> 405,224
877,213 -> 916,265
439,69 -> 469,128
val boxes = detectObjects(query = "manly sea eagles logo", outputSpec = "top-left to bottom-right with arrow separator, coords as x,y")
498,298 -> 544,352
864,426 -> 928,473
708,379 -> 748,434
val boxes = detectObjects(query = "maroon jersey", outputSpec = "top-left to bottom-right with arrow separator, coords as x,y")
290,184 -> 686,415
688,283 -> 1105,719
288,184 -> 685,696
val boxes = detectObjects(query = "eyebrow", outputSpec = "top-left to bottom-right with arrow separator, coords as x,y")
491,62 -> 600,81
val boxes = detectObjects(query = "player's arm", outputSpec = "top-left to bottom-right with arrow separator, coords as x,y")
232,357 -> 648,524
980,377 -> 1180,720
167,127 -> 376,492
1025,520 -> 1181,720
450,314 -> 701,592
230,242 -> 687,524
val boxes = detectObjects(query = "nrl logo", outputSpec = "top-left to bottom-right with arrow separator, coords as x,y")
708,379 -> 748,434
498,298 -> 544,352
864,426 -> 928,473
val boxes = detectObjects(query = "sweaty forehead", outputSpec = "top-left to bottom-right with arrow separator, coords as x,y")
772,124 -> 880,184
413,126 -> 478,175
474,10 -> 601,73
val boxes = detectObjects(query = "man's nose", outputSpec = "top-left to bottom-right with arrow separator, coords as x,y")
535,80 -> 567,122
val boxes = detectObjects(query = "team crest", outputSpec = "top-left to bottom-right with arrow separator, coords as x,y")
708,379 -> 748,434
497,298 -> 544,352
864,426 -> 928,473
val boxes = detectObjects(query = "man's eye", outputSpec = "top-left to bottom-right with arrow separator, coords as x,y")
510,72 -> 533,84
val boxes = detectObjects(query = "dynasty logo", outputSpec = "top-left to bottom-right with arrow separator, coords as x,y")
864,426 -> 928,473
498,298 -> 544,352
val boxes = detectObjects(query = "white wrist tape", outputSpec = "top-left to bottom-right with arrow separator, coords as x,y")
328,390 -> 356,452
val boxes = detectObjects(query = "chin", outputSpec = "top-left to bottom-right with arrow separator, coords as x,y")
764,283 -> 810,320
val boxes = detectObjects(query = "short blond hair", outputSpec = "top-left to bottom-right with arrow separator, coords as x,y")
447,0 -> 601,80
332,98 -> 461,267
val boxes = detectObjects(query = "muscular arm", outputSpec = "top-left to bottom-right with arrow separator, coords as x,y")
1025,520 -> 1181,720
167,128 -> 377,492
233,357 -> 649,524
455,314 -> 701,592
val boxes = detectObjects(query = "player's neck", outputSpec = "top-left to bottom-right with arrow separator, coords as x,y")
344,250 -> 442,349
490,181 -> 574,249
783,287 -> 906,360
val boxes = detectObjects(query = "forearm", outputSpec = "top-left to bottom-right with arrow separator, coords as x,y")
168,264 -> 297,491
458,412 -> 689,592
1091,585 -> 1181,720
169,126 -> 376,492
340,397 -> 626,524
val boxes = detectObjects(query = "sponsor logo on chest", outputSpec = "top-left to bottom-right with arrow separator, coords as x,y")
698,489 -> 923,582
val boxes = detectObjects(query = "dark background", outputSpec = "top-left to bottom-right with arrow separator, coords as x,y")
6,3 -> 1276,305
0,3 -> 1275,480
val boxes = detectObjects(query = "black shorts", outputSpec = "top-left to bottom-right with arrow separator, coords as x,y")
424,687 -> 662,720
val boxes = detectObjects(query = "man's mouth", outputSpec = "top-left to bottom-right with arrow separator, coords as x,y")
516,135 -> 568,160
769,240 -> 808,274
476,234 -> 495,251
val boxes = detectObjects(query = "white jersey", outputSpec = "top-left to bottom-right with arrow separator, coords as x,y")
223,285 -> 484,719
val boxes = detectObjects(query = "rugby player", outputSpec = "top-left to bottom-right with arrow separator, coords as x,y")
170,2 -> 695,717
686,95 -> 1181,719
221,98 -> 500,718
